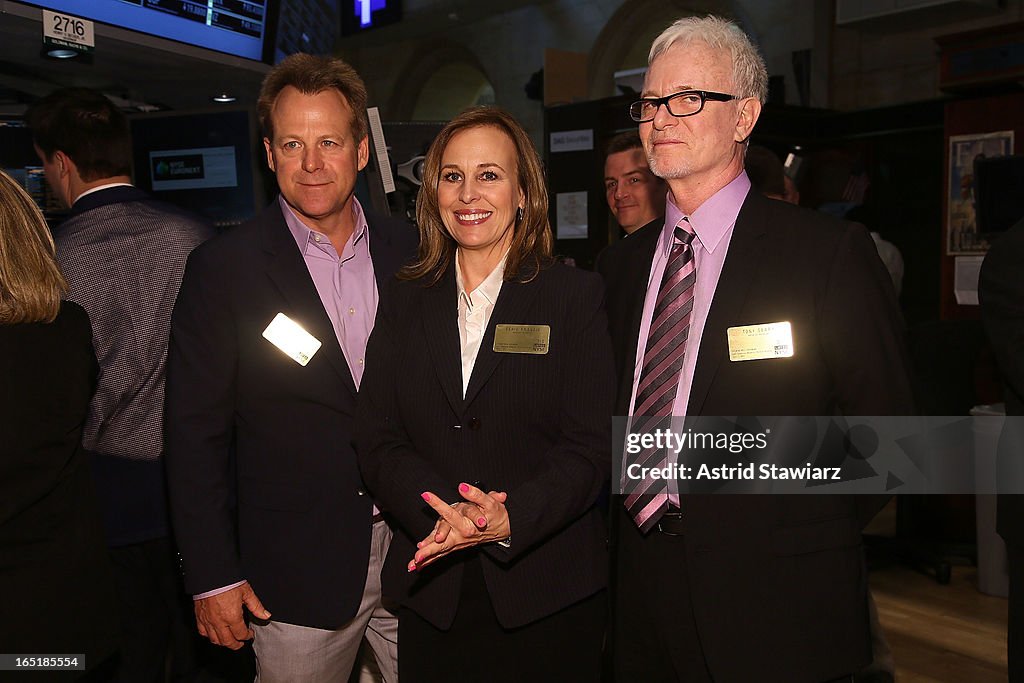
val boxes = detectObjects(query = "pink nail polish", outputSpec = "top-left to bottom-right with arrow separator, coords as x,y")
421,492 -> 431,502
459,483 -> 470,493
477,517 -> 486,526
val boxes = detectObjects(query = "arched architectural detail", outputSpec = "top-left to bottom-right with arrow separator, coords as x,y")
387,41 -> 493,122
587,0 -> 741,100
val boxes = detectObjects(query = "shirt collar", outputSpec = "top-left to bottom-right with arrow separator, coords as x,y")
72,182 -> 133,206
280,194 -> 369,253
661,171 -> 751,255
456,251 -> 507,311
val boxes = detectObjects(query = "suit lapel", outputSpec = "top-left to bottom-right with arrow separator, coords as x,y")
368,216 -> 401,293
687,192 -> 768,415
260,206 -> 357,395
420,266 -> 466,416
613,221 -> 661,415
463,272 -> 543,407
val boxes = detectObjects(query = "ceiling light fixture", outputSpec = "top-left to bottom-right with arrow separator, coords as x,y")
46,48 -> 79,59
212,93 -> 236,103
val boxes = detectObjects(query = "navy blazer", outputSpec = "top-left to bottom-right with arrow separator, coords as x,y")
355,261 -> 615,630
166,201 -> 416,629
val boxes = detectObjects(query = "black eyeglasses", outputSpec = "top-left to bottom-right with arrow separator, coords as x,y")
629,90 -> 738,123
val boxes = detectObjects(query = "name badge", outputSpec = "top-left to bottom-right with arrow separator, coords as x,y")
262,313 -> 322,366
727,321 -> 794,362
493,324 -> 550,355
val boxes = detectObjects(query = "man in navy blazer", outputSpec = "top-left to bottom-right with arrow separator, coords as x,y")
597,16 -> 914,683
166,54 -> 415,681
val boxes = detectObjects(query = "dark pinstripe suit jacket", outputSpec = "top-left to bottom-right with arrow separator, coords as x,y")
355,260 -> 615,630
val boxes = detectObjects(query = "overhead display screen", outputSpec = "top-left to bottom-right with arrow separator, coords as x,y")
22,0 -> 270,61
341,0 -> 401,35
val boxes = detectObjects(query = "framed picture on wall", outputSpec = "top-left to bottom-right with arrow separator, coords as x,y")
947,130 -> 1014,255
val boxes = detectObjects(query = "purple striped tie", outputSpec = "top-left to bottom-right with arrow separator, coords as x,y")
625,223 -> 695,532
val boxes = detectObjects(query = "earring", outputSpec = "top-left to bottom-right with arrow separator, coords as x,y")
516,207 -> 523,223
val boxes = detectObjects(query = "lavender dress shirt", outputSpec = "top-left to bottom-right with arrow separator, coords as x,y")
628,172 -> 751,418
281,195 -> 378,389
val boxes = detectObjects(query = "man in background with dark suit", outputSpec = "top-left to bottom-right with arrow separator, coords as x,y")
166,54 -> 416,681
597,15 -> 914,682
604,130 -> 667,235
980,216 -> 1024,681
28,87 -> 216,681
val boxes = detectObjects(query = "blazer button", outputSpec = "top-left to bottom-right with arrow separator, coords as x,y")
356,488 -> 366,497
468,417 -> 481,430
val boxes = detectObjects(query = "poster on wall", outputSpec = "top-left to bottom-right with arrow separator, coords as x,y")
947,130 -> 1014,255
556,191 -> 588,240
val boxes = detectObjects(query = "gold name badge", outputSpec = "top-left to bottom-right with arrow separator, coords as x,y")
262,313 -> 322,366
493,324 -> 550,355
727,321 -> 794,362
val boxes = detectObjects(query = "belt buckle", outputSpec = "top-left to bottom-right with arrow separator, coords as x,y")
656,510 -> 684,536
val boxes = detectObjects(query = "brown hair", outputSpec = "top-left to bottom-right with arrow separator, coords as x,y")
606,130 -> 643,157
26,87 -> 132,181
402,106 -> 553,285
0,170 -> 67,323
257,53 -> 368,142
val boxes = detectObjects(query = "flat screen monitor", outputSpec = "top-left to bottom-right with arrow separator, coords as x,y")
0,121 -> 63,217
21,0 -> 273,62
130,108 -> 265,227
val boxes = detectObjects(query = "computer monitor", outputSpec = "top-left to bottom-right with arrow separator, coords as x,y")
129,107 -> 266,227
0,121 -> 62,216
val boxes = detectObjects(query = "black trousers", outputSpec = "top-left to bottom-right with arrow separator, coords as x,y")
398,556 -> 606,682
107,537 -> 254,683
613,515 -> 713,683
107,537 -> 201,682
613,513 -> 859,683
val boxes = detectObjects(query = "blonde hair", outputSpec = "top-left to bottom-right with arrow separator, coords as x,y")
649,15 -> 768,104
0,170 -> 67,323
402,106 -> 553,285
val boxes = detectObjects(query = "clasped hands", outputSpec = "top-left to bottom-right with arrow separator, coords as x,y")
410,482 -> 510,572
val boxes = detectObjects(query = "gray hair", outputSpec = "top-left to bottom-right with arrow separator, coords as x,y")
649,15 -> 768,105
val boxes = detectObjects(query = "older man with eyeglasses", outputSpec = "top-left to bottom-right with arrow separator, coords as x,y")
596,15 -> 914,683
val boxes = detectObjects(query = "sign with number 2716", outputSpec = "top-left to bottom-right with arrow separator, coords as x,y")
42,10 -> 95,54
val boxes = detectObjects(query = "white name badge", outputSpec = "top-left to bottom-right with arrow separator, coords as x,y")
262,313 -> 321,366
727,321 -> 794,362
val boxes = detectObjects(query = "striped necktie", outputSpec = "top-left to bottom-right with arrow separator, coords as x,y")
625,222 -> 696,532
